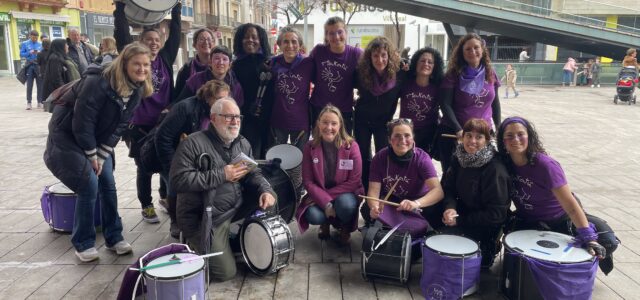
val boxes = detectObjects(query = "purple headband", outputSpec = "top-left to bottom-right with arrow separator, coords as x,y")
500,117 -> 528,133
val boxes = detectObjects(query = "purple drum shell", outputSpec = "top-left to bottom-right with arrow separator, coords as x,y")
41,184 -> 102,232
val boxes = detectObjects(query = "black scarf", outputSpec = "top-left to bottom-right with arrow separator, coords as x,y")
388,146 -> 414,167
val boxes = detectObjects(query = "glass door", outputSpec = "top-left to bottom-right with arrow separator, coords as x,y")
0,24 -> 9,71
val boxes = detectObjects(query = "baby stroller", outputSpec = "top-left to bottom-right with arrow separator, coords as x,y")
614,67 -> 638,105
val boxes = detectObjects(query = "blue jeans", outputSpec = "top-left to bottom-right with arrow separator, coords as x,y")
562,70 -> 573,85
304,193 -> 358,225
72,155 -> 124,251
25,63 -> 41,103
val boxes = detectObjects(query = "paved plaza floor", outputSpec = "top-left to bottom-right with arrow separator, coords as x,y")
0,76 -> 638,299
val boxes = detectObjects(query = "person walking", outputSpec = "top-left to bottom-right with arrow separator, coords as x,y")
501,64 -> 519,98
20,30 -> 42,110
590,58 -> 602,88
562,57 -> 577,86
518,48 -> 529,62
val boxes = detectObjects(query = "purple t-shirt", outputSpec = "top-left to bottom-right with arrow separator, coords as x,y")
399,81 -> 439,129
270,55 -> 313,131
512,153 -> 568,221
369,147 -> 438,201
132,56 -> 171,126
185,70 -> 244,108
309,44 -> 362,112
440,70 -> 500,129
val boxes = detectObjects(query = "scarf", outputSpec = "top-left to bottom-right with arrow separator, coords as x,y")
459,65 -> 486,95
371,72 -> 396,96
272,54 -> 304,74
454,143 -> 495,168
388,146 -> 414,167
189,56 -> 209,78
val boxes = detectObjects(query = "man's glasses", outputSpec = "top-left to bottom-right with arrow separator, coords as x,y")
217,114 -> 243,122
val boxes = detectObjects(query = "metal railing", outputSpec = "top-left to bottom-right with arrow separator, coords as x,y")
493,62 -> 625,85
463,0 -> 640,36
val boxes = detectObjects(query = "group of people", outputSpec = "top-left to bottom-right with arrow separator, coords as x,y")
562,56 -> 603,87
39,3 -> 618,287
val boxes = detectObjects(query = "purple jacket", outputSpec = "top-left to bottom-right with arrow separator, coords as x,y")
295,140 -> 364,234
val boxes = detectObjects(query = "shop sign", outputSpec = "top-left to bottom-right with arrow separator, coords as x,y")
92,15 -> 114,26
0,13 -> 9,23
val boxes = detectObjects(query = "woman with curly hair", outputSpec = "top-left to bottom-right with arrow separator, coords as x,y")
438,33 -> 501,174
354,36 -> 403,188
399,47 -> 444,157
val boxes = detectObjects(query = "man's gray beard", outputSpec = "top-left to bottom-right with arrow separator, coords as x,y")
215,124 -> 240,144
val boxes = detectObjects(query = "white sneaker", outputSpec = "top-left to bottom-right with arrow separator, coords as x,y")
75,247 -> 99,262
597,84 -> 601,88
591,85 -> 594,88
106,241 -> 133,255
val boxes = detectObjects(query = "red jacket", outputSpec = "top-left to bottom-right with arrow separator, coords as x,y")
295,140 -> 364,233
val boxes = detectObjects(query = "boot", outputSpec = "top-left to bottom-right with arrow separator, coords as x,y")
318,223 -> 330,240
339,228 -> 351,246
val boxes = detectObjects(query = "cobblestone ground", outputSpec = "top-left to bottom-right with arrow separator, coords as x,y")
0,77 -> 638,299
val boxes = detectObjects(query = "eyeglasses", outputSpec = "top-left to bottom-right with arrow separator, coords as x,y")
197,38 -> 214,43
217,114 -> 243,122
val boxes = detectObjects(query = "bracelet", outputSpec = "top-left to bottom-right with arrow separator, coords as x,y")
413,200 -> 421,207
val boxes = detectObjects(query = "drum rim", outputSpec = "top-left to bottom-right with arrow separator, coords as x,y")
142,254 -> 205,280
239,216 -> 278,274
503,230 -> 595,264
423,234 -> 480,257
124,0 -> 178,13
361,228 -> 412,283
266,144 -> 303,170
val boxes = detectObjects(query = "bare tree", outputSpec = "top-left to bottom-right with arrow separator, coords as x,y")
322,0 -> 360,25
277,0 -> 319,25
389,11 -> 402,49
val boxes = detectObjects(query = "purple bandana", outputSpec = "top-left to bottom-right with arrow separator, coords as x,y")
500,116 -> 528,133
459,65 -> 486,95
370,72 -> 396,96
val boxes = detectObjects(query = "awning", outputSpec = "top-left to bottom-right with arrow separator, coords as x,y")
10,11 -> 70,23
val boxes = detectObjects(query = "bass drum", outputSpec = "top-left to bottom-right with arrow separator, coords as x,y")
241,164 -> 297,223
122,0 -> 178,26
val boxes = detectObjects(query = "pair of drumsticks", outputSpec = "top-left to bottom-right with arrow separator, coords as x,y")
359,180 -> 422,213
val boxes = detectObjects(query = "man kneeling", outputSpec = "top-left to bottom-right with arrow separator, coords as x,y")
170,97 -> 276,281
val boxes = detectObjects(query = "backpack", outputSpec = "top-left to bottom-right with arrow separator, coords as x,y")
43,79 -> 81,113
138,126 -> 163,174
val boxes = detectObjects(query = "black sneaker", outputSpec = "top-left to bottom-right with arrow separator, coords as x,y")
141,205 -> 160,223
169,222 -> 180,239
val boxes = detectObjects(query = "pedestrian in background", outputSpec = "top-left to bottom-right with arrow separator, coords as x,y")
95,37 -> 118,66
501,64 -> 519,98
562,57 -> 577,86
590,58 -> 602,88
20,30 -> 42,110
518,48 -> 529,62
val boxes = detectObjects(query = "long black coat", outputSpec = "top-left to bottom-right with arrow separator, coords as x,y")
43,66 -> 142,192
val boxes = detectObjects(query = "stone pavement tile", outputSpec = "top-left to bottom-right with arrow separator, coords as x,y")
65,265 -> 124,299
120,208 -> 144,233
0,265 -> 30,292
114,232 -> 167,265
0,232 -> 36,258
28,264 -> 94,299
340,263 -> 376,299
208,266 -> 245,300
597,268 -> 640,300
322,236 -> 351,263
592,278 -> 624,300
30,220 -> 57,233
237,269 -> 276,300
27,234 -> 72,263
586,208 -> 633,231
374,279 -> 412,299
1,264 -> 63,299
617,263 -> 640,286
611,244 -> 640,263
273,263 -> 308,300
0,210 -> 43,233
407,263 -> 422,299
131,211 -> 168,233
308,263 -> 341,300
56,234 -> 106,265
602,207 -> 640,231
0,232 -> 59,263
96,267 -> 127,300
293,225 -> 322,264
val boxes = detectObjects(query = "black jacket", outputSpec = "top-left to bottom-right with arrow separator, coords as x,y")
441,155 -> 510,226
44,66 -> 142,192
155,96 -> 210,172
232,54 -> 273,121
170,128 -> 275,240
174,58 -> 209,100
42,54 -> 71,100
113,1 -> 181,103
66,39 -> 94,74
354,70 -> 407,125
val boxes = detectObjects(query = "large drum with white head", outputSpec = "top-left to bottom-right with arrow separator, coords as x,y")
502,230 -> 597,300
121,0 -> 178,26
143,252 -> 205,300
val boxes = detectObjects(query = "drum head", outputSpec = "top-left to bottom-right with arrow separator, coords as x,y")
504,230 -> 593,263
127,0 -> 178,12
242,221 -> 274,271
266,144 -> 302,170
48,183 -> 74,195
424,234 -> 478,256
144,253 -> 204,279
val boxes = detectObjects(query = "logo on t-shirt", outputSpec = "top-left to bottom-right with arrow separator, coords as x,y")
405,92 -> 433,121
151,67 -> 165,94
320,60 -> 346,92
383,175 -> 410,197
277,72 -> 302,104
471,87 -> 489,108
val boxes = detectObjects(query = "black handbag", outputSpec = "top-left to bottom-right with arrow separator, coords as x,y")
16,64 -> 28,85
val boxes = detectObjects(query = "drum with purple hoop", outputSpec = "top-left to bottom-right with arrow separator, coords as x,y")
143,253 -> 205,300
421,234 -> 481,299
40,183 -> 101,232
502,230 -> 596,300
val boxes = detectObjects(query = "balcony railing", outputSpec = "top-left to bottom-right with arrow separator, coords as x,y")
192,13 -> 240,28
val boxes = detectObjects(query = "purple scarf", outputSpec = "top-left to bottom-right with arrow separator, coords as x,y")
459,65 -> 486,95
272,54 -> 304,74
189,56 -> 209,78
370,73 -> 396,96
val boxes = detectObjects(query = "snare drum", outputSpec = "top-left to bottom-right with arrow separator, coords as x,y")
502,230 -> 597,300
143,253 -> 206,300
421,235 -> 481,299
122,0 -> 178,26
266,144 -> 303,199
361,225 -> 412,284
240,213 -> 294,276
40,183 -> 101,232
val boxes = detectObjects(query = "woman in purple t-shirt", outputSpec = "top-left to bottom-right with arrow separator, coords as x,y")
438,33 -> 501,175
269,26 -> 314,151
309,17 -> 363,134
399,47 -> 445,156
362,118 -> 445,231
498,117 -> 614,267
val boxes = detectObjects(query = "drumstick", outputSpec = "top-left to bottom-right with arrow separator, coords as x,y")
130,252 -> 223,272
359,195 -> 400,207
383,180 -> 400,202
441,134 -> 458,139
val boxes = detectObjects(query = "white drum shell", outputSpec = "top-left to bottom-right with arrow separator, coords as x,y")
122,0 -> 178,26
503,230 -> 592,263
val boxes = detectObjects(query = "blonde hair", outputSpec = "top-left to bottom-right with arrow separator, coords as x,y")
103,42 -> 153,98
100,37 -> 118,56
196,79 -> 230,102
311,104 -> 353,148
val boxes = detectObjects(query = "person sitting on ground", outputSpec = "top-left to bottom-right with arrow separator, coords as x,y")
155,80 -> 230,239
295,105 -> 364,245
497,116 -> 619,274
440,118 -> 510,269
170,97 -> 276,281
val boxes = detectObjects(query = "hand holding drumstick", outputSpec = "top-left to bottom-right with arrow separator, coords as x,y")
442,208 -> 460,226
